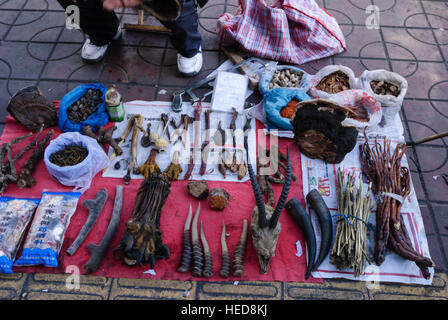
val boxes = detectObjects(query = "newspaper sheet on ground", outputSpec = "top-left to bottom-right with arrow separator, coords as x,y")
301,135 -> 434,285
102,101 -> 257,182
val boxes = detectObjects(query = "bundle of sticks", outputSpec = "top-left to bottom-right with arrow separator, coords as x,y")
359,136 -> 434,278
330,168 -> 373,277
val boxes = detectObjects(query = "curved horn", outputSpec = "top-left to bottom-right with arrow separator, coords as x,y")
269,147 -> 292,229
248,162 -> 267,228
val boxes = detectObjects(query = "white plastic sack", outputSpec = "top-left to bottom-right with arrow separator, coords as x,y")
44,132 -> 110,193
358,69 -> 408,124
308,65 -> 358,99
327,89 -> 383,130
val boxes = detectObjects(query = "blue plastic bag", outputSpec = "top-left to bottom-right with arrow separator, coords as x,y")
263,87 -> 311,131
58,83 -> 109,133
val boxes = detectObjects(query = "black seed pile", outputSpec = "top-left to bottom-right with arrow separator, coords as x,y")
67,89 -> 103,123
50,145 -> 89,167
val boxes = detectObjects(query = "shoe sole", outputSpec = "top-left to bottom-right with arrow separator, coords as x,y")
82,26 -> 121,64
178,70 -> 200,77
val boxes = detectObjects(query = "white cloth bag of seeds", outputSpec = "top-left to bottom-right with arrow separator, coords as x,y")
308,65 -> 358,99
44,132 -> 110,193
358,69 -> 408,124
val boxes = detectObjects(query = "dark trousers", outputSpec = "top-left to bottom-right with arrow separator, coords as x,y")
58,0 -> 202,58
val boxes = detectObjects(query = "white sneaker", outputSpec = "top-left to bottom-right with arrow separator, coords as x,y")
177,47 -> 203,77
81,25 -> 122,63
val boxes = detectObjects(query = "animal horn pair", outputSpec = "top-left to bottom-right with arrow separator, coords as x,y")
248,147 -> 292,229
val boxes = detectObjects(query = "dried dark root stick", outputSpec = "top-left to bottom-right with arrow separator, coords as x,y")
232,219 -> 248,277
177,205 -> 193,273
200,222 -> 213,278
220,221 -> 230,278
17,129 -> 54,189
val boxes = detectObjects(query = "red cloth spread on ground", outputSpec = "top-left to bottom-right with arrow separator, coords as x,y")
1,102 -> 322,283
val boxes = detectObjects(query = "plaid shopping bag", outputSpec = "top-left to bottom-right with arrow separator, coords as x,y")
217,0 -> 346,65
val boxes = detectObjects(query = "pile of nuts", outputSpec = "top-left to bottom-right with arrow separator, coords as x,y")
269,69 -> 303,89
370,80 -> 401,97
67,89 -> 103,123
316,71 -> 351,94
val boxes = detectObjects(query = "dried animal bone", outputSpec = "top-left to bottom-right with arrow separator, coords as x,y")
7,86 -> 57,132
214,121 -> 226,147
209,188 -> 230,211
191,203 -> 203,277
200,222 -> 213,278
113,173 -> 171,267
229,108 -> 239,173
177,204 -> 193,273
17,129 -> 54,189
232,219 -> 248,277
187,180 -> 209,200
84,185 -> 123,274
184,101 -> 202,180
199,110 -> 211,176
170,114 -> 192,148
141,123 -> 152,148
249,148 -> 292,274
139,149 -> 161,179
123,115 -> 144,184
220,221 -> 230,278
82,125 -> 122,155
163,150 -> 182,180
160,113 -> 171,140
67,189 -> 108,256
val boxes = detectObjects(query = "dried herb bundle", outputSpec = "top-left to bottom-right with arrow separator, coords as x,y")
360,137 -> 434,278
330,168 -> 373,277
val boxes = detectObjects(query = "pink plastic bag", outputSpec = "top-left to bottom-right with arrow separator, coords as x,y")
217,0 -> 346,65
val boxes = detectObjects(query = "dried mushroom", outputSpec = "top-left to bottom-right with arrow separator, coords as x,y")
316,71 -> 350,94
370,80 -> 401,97
290,99 -> 358,164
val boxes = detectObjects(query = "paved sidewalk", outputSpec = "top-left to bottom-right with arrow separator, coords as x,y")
0,0 -> 447,300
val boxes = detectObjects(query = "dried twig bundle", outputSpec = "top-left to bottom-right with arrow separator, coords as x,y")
330,168 -> 373,277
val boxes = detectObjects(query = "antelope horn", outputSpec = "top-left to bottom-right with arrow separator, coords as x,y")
269,147 -> 292,229
219,221 -> 230,278
200,221 -> 213,278
248,162 -> 267,228
177,204 -> 193,273
191,203 -> 203,277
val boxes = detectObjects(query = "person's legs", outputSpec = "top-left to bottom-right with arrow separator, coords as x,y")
58,0 -> 120,45
159,0 -> 203,76
160,0 -> 202,58
58,0 -> 121,62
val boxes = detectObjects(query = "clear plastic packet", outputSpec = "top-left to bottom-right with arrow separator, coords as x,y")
14,191 -> 81,267
0,196 -> 40,273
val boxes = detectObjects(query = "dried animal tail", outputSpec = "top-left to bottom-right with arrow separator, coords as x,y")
232,219 -> 248,277
270,147 -> 292,229
200,222 -> 213,278
177,205 -> 193,273
219,221 -> 230,278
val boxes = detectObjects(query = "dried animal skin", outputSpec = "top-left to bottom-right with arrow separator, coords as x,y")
7,86 -> 57,132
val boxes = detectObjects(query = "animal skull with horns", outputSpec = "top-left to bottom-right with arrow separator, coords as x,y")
248,147 -> 292,274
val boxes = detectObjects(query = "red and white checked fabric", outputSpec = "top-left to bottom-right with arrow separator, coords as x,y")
217,0 -> 346,65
